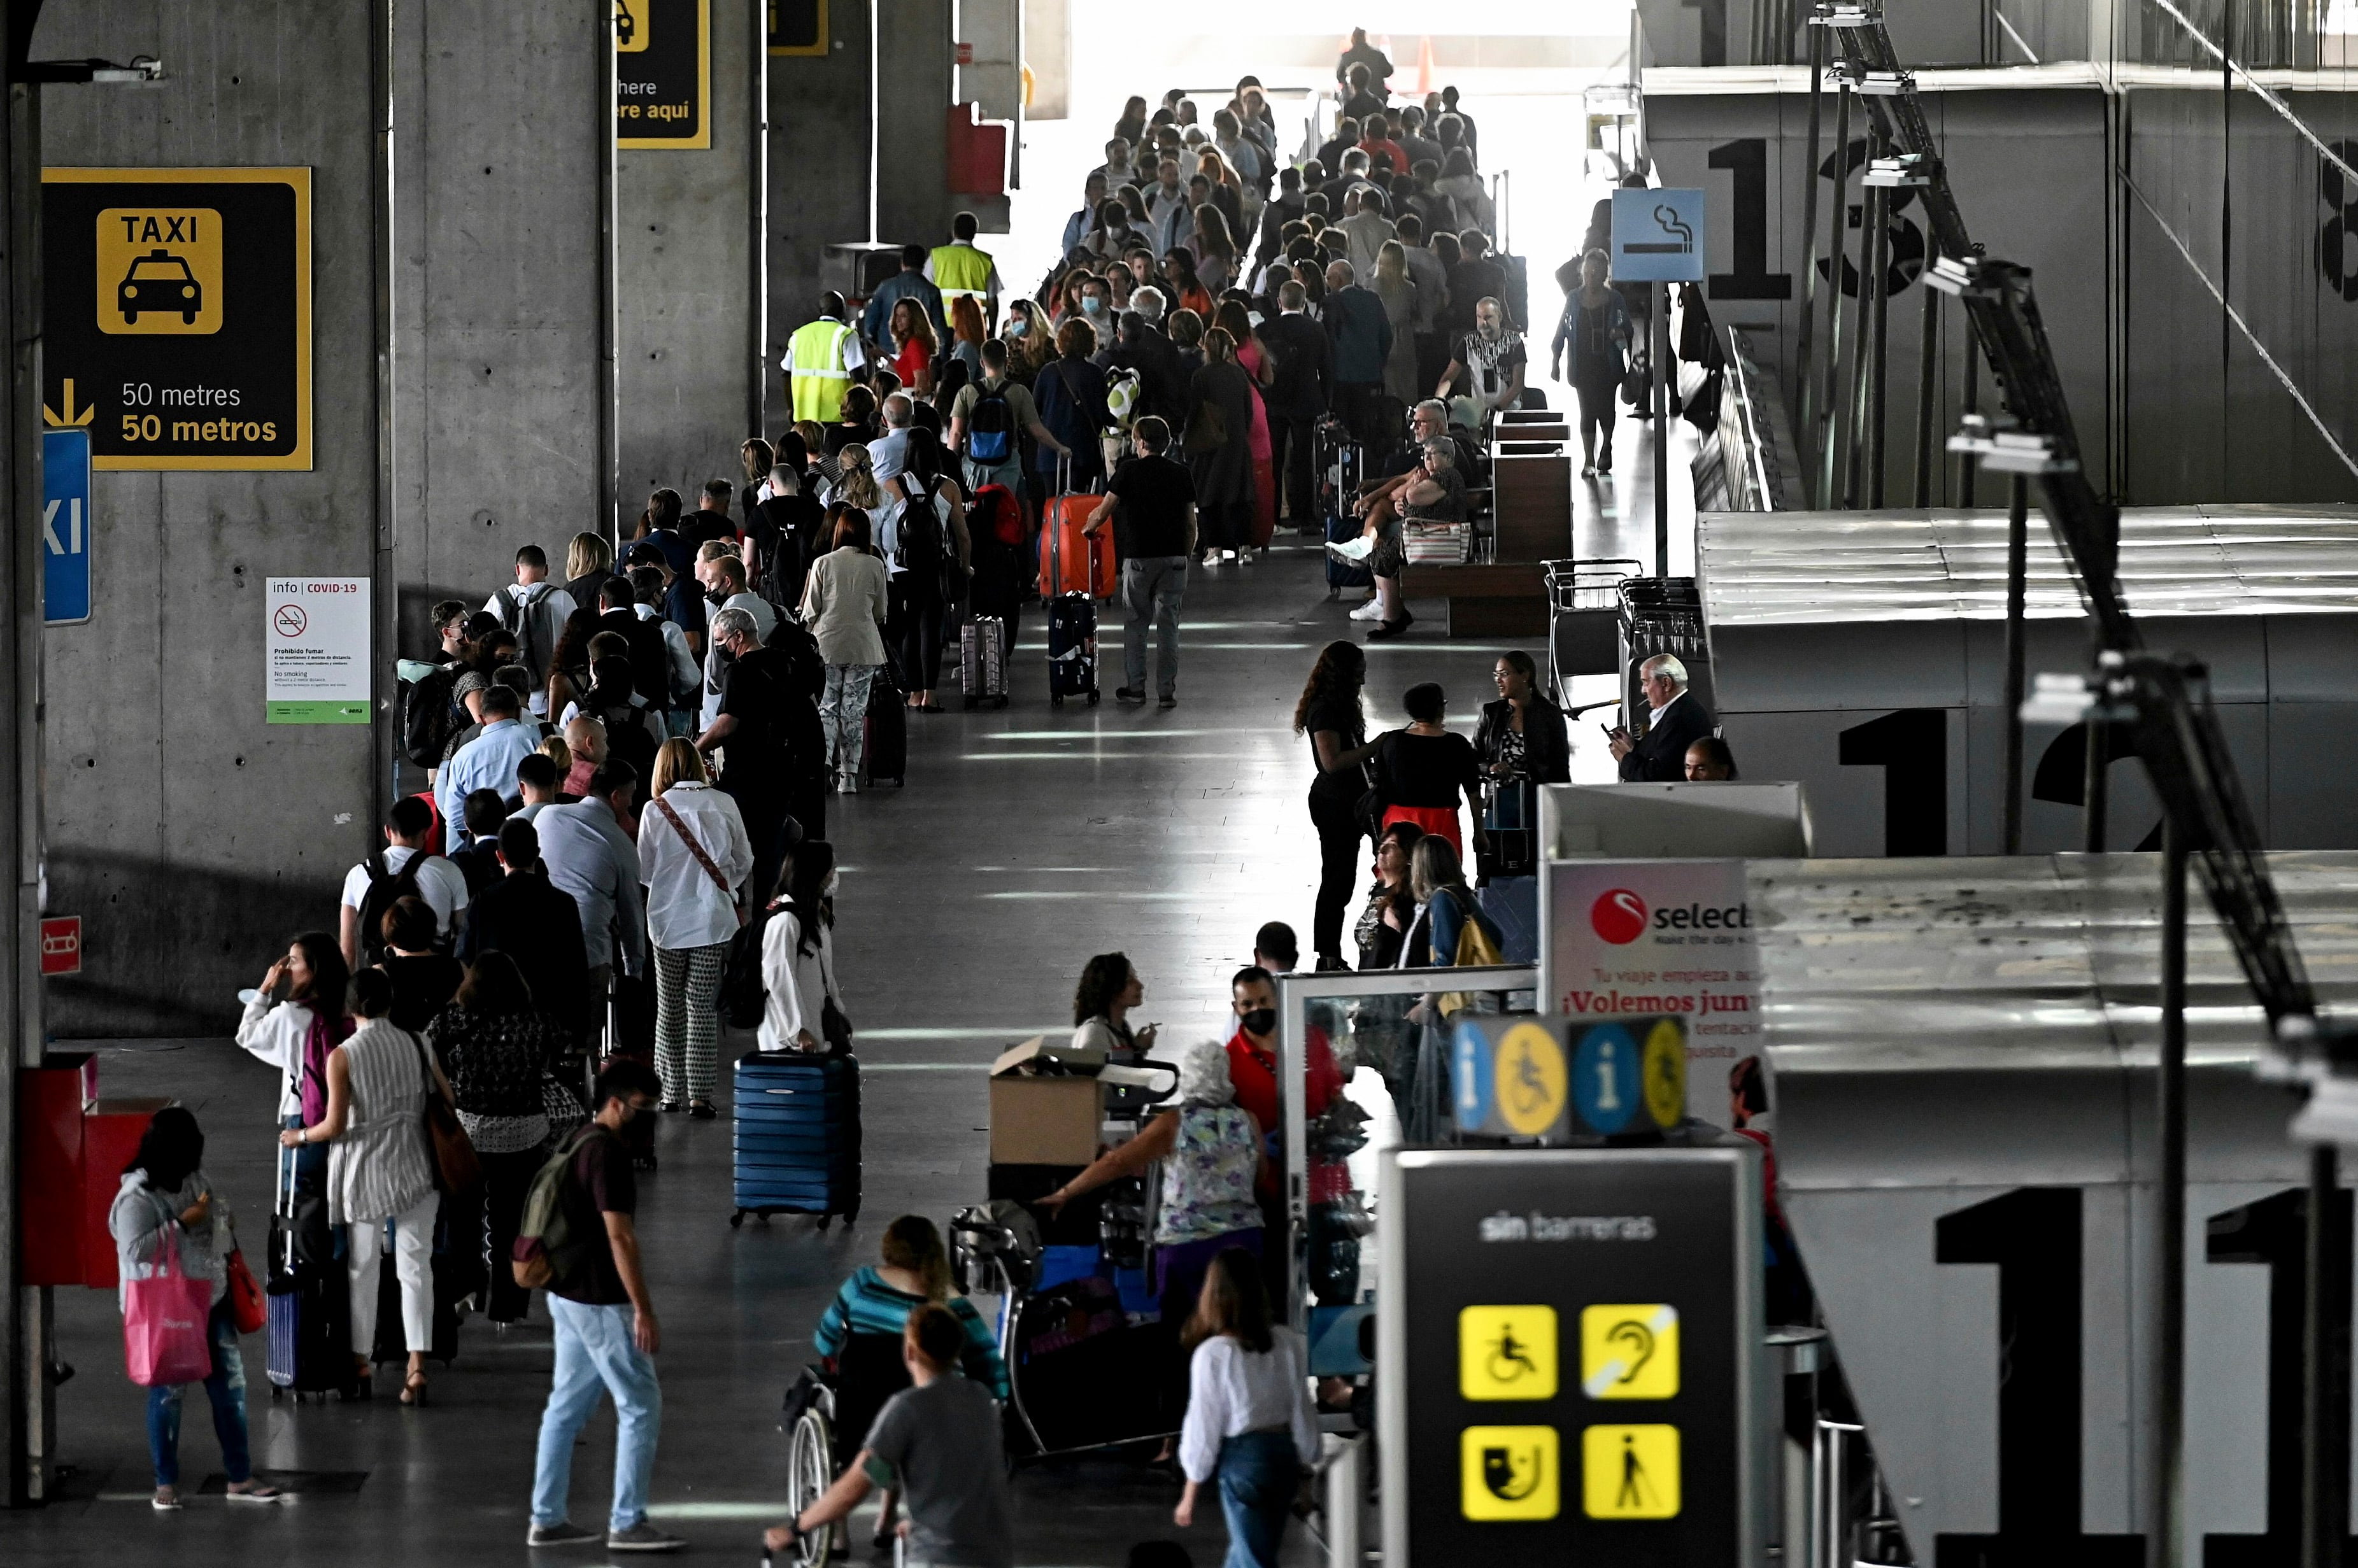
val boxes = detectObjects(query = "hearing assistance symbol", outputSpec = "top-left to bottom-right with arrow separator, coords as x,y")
1582,1423 -> 1681,1519
1461,1425 -> 1559,1521
1582,1303 -> 1680,1399
1460,1305 -> 1557,1401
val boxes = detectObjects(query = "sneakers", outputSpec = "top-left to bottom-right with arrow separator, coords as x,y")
1114,686 -> 1147,704
527,1521 -> 604,1548
1325,535 -> 1375,563
835,772 -> 860,795
224,1484 -> 287,1505
606,1522 -> 687,1553
1348,597 -> 1384,621
1158,693 -> 1177,709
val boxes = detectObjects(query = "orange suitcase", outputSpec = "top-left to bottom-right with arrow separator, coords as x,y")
1039,464 -> 1117,599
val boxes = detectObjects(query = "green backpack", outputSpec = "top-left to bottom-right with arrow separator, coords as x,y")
511,1123 -> 607,1292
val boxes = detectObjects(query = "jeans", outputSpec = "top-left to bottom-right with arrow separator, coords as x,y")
349,1190 -> 438,1357
1122,556 -> 1187,696
1309,793 -> 1363,962
1215,1429 -> 1298,1568
820,663 -> 876,778
534,1296 -> 663,1532
146,1300 -> 252,1487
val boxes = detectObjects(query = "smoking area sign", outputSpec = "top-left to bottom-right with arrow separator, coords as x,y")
266,576 -> 369,724
1613,187 -> 1708,283
41,168 -> 312,470
617,0 -> 711,149
1381,1146 -> 1761,1563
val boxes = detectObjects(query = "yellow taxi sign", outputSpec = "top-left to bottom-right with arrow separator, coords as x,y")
1458,1305 -> 1557,1401
1582,1423 -> 1680,1518
1581,1303 -> 1679,1399
1461,1425 -> 1559,1521
1495,1021 -> 1568,1136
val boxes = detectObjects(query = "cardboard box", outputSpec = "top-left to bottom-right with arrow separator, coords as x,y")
990,1035 -> 1107,1166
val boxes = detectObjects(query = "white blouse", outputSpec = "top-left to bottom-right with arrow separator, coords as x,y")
637,782 -> 754,950
236,993 -> 321,1119
757,907 -> 841,1053
1178,1329 -> 1319,1483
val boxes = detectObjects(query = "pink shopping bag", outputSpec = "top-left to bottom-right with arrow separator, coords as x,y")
123,1231 -> 216,1388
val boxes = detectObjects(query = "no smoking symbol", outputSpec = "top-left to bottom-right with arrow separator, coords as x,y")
273,604 -> 307,637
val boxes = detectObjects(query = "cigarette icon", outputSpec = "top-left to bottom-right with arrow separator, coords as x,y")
1626,203 -> 1695,255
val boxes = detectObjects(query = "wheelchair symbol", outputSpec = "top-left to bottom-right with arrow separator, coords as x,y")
1486,1322 -> 1541,1387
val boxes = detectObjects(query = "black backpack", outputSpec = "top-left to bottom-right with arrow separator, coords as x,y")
497,583 -> 555,681
592,695 -> 659,783
401,665 -> 462,770
889,476 -> 947,576
357,851 -> 436,966
603,609 -> 672,714
965,383 -> 1016,464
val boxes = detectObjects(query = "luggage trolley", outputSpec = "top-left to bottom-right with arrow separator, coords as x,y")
1543,556 -> 1642,709
1617,574 -> 1715,719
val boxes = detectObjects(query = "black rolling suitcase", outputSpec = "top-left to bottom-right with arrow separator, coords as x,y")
862,661 -> 908,786
1317,418 -> 1369,595
266,1142 -> 355,1401
1046,593 -> 1099,705
731,1051 -> 862,1229
961,616 -> 1009,709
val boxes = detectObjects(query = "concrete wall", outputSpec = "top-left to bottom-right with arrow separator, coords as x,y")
35,0 -> 609,1036
767,0 -> 872,420
620,0 -> 760,499
874,0 -> 951,250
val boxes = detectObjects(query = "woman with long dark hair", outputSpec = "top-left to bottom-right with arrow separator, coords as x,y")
236,931 -> 353,1185
110,1107 -> 285,1510
1293,643 -> 1386,970
758,839 -> 847,1054
880,426 -> 971,714
1172,1247 -> 1315,1567
427,952 -> 570,1325
544,605 -> 606,726
1070,951 -> 1160,1058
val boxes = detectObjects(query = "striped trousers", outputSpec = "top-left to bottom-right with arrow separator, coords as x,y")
651,942 -> 730,1104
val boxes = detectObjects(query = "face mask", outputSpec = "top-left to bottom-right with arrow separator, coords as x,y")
1083,296 -> 1104,314
1240,1006 -> 1277,1036
705,586 -> 730,607
1006,319 -> 1028,338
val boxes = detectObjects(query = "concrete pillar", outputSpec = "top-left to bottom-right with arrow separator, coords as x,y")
874,0 -> 951,248
619,0 -> 762,498
28,0 -> 610,1034
768,0 -> 873,422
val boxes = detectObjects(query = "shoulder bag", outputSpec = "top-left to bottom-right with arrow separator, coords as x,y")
816,929 -> 854,1054
1354,731 -> 1389,840
408,1029 -> 481,1194
653,793 -> 735,905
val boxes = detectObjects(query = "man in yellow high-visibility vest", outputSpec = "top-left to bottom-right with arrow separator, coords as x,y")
925,212 -> 1002,332
782,292 -> 867,424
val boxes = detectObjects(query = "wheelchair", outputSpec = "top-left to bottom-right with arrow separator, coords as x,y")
777,1332 -> 913,1566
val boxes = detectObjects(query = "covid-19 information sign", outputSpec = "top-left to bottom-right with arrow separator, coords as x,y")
41,167 -> 312,470
1380,1147 -> 1762,1565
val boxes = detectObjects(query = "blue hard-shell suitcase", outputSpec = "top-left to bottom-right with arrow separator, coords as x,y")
731,1052 -> 862,1228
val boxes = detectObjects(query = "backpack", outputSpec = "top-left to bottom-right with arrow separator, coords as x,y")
972,483 -> 1023,547
888,476 -> 948,576
607,610 -> 672,714
497,582 -> 555,681
400,664 -> 462,770
356,851 -> 434,967
1104,367 -> 1141,431
965,382 -> 1016,463
593,693 -> 659,783
720,904 -> 778,1030
512,1123 -> 609,1292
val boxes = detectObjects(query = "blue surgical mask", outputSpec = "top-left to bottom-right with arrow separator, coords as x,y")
1007,319 -> 1028,337
1082,296 -> 1104,314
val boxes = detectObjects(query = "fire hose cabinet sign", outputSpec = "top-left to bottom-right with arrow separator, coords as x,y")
41,167 -> 312,470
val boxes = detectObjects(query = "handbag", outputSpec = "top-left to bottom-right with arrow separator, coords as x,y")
1353,732 -> 1389,839
1438,892 -> 1508,1020
817,937 -> 854,1054
122,1227 -> 216,1388
408,1029 -> 482,1194
1183,398 -> 1228,455
225,1245 -> 267,1335
1619,349 -> 1651,409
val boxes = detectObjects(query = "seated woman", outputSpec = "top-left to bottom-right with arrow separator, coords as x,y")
1328,438 -> 1469,637
1353,819 -> 1426,974
810,1215 -> 1010,1550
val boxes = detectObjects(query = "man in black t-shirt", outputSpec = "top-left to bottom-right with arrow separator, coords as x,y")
694,607 -> 793,903
524,1059 -> 677,1553
1088,416 -> 1196,708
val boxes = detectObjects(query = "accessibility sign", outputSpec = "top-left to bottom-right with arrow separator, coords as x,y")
618,0 -> 711,150
41,427 -> 92,625
1461,1425 -> 1559,1522
1460,1304 -> 1558,1401
1582,1423 -> 1681,1518
42,168 -> 312,470
1612,187 -> 1707,283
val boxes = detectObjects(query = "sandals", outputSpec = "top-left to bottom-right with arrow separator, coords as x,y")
401,1370 -> 429,1406
688,1100 -> 717,1121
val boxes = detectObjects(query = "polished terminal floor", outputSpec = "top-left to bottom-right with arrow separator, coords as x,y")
4,422 -> 1692,1565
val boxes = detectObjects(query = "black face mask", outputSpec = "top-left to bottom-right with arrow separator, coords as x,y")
704,586 -> 730,607
1240,1007 -> 1277,1037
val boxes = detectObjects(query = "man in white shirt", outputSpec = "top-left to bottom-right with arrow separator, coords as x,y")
437,686 -> 542,847
867,395 -> 914,486
1147,157 -> 1194,258
627,565 -> 703,729
483,544 -> 577,695
512,752 -> 566,821
339,796 -> 471,966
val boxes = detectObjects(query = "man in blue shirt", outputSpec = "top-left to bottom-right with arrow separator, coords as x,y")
536,761 -> 650,1041
437,686 -> 541,847
860,244 -> 946,351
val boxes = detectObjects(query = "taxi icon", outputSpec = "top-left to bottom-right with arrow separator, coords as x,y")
118,247 -> 201,325
615,0 -> 635,45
